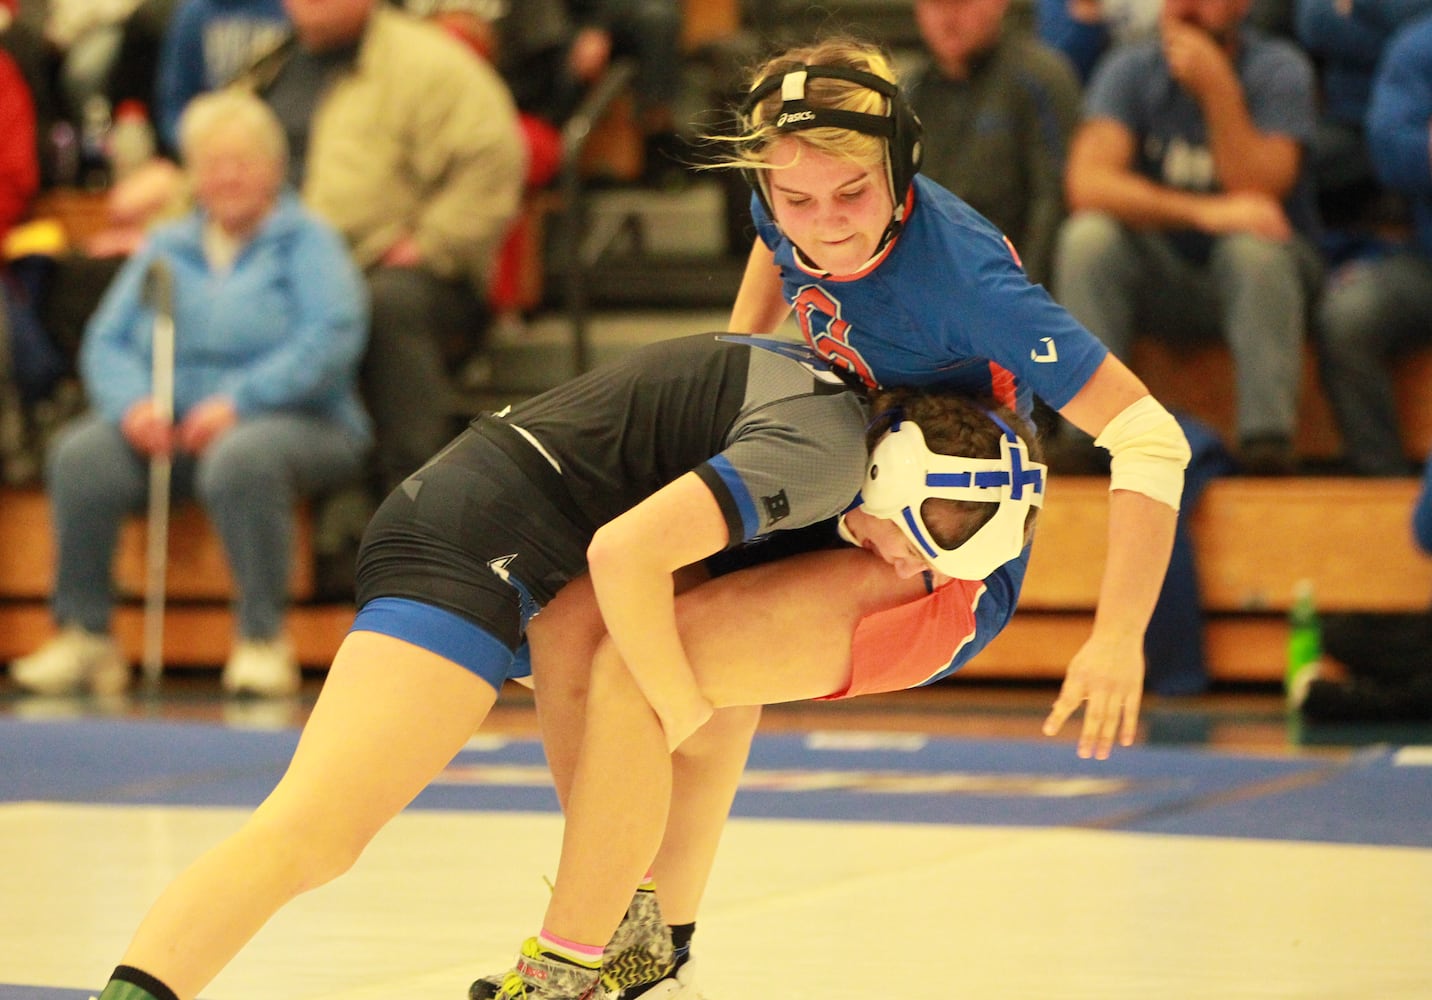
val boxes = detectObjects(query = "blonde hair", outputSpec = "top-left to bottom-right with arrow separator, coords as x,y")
177,89 -> 289,174
713,37 -> 901,177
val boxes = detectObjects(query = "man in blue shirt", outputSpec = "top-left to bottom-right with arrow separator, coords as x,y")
1053,0 -> 1323,473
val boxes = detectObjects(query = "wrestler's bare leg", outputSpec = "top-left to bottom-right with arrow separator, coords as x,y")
528,566 -> 758,924
113,632 -> 498,1000
530,565 -> 717,810
544,547 -> 923,945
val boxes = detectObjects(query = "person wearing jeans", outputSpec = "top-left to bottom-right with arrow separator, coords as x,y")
8,89 -> 369,698
1313,11 -> 1432,476
1052,0 -> 1324,474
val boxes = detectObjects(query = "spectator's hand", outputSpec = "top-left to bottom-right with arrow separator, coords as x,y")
177,397 -> 238,455
568,26 -> 613,83
84,226 -> 149,259
108,159 -> 183,228
1161,15 -> 1235,101
1196,190 -> 1292,241
380,233 -> 424,268
121,398 -> 174,457
432,10 -> 498,61
1042,630 -> 1144,759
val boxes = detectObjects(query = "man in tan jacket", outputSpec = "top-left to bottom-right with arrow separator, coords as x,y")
252,0 -> 525,494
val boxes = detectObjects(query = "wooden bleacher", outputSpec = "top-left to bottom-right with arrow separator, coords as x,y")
2,337 -> 1430,684
2,442 -> 1428,682
0,490 -> 353,667
1130,337 -> 1432,467
960,342 -> 1432,682
969,476 -> 1432,681
9,0 -> 1429,683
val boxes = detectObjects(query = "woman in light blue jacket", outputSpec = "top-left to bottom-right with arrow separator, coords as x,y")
10,88 -> 370,698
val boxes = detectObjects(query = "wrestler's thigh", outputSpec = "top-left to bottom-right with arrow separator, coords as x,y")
674,547 -> 923,707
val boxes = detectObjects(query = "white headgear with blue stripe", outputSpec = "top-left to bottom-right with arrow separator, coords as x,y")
858,410 -> 1047,580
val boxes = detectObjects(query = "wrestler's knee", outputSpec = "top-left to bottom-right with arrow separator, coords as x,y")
674,705 -> 761,762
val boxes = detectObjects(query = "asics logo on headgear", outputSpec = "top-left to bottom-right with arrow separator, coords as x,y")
776,110 -> 817,128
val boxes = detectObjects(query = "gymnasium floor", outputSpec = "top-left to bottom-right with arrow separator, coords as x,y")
3,675 -> 1430,1000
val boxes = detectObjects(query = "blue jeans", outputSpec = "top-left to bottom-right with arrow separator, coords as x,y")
1314,251 -> 1432,475
363,266 -> 487,495
47,412 -> 368,639
1054,211 -> 1323,444
1417,457 -> 1432,553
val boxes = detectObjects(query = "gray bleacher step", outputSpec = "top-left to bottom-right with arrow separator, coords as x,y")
545,180 -> 747,309
454,309 -> 732,410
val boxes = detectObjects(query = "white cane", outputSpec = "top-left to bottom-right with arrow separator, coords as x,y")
142,259 -> 175,688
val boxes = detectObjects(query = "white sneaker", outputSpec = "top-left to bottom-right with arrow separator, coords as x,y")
222,636 -> 300,697
10,626 -> 130,695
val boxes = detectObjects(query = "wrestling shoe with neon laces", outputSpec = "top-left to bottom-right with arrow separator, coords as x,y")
469,887 -> 675,1000
620,958 -> 707,1000
602,886 -> 675,992
471,938 -> 611,1000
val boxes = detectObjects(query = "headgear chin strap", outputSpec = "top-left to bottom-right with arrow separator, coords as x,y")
857,412 -> 1047,580
742,64 -> 923,248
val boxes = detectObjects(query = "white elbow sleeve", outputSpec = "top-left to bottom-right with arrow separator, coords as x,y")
1093,396 -> 1191,511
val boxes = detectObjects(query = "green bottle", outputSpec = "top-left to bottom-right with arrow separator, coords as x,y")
1285,578 -> 1321,707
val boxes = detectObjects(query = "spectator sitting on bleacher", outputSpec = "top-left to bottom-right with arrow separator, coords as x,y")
45,0 -> 178,124
155,0 -> 289,154
1,17 -> 49,485
556,0 -> 687,186
77,0 -> 291,262
243,0 -> 524,498
1035,0 -> 1160,83
1052,0 -> 1324,475
399,0 -> 563,192
1293,0 -> 1431,266
65,1 -> 289,256
0,5 -> 37,249
0,0 -> 55,185
8,89 -> 370,699
43,0 -> 146,120
906,0 -> 1083,288
1313,10 -> 1432,476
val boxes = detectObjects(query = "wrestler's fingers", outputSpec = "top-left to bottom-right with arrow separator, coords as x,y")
1120,689 -> 1143,748
1093,696 -> 1124,760
1041,683 -> 1084,736
1077,691 -> 1109,759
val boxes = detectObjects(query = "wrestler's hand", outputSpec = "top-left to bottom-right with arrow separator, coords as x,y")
657,691 -> 716,752
1042,630 -> 1144,759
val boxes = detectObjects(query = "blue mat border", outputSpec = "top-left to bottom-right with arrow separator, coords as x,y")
3,718 -> 1428,847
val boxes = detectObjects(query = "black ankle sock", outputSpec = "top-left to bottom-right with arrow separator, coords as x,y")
622,923 -> 696,998
669,922 -> 695,965
99,965 -> 180,1000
